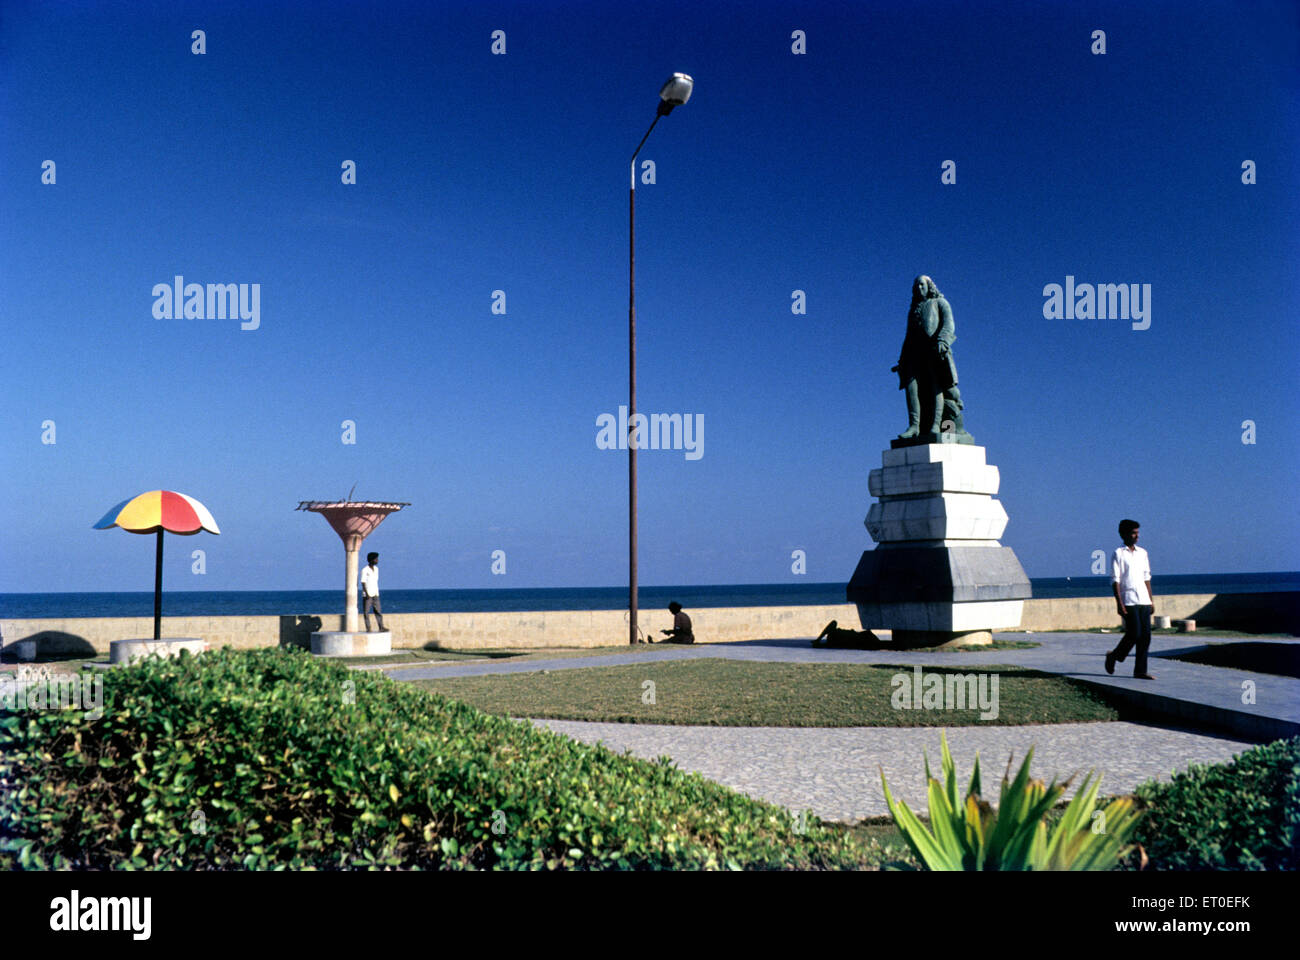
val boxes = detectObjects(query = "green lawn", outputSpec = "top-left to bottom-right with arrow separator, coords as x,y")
831,817 -> 916,866
359,645 -> 642,667
4,638 -> 1039,675
1,644 -> 640,673
410,659 -> 1123,727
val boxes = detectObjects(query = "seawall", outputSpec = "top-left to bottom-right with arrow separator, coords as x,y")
2,592 -> 1296,657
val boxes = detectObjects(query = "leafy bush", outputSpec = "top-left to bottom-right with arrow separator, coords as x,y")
0,648 -> 888,870
1124,737 -> 1299,871
881,730 -> 1143,870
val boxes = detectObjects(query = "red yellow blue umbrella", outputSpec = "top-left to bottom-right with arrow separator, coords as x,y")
94,491 -> 220,639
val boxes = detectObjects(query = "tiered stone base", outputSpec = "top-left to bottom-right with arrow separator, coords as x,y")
848,443 -> 1030,648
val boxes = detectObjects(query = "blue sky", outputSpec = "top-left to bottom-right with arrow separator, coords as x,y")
2,0 -> 1297,593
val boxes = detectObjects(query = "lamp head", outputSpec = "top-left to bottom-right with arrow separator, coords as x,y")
657,72 -> 694,115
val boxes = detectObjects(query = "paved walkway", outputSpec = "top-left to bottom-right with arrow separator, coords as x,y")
373,632 -> 1296,822
530,718 -> 1255,822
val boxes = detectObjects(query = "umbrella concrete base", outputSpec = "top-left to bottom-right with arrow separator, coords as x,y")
311,631 -> 392,657
110,637 -> 209,666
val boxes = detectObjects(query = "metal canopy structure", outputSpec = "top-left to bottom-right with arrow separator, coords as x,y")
297,500 -> 409,632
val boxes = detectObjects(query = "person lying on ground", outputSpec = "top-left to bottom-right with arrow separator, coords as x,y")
812,620 -> 890,650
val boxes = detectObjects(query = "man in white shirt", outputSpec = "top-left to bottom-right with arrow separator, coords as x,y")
1105,519 -> 1155,679
360,551 -> 386,632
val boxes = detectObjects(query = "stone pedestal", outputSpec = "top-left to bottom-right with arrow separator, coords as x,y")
110,637 -> 209,666
893,629 -> 992,649
848,442 -> 1030,647
311,630 -> 392,657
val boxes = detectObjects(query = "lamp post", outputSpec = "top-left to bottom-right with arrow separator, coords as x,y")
628,72 -> 694,645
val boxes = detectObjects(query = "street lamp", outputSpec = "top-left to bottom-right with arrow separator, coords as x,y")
627,72 -> 693,645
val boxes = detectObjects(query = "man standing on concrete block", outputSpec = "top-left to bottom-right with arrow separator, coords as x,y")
360,551 -> 386,632
1105,520 -> 1155,679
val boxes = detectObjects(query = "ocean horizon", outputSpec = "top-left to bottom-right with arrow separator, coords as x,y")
2,572 -> 1298,619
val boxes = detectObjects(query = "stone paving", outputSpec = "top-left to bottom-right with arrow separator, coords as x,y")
530,718 -> 1256,823
377,631 -> 1296,823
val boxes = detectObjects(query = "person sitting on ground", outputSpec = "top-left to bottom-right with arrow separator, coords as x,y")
654,602 -> 695,644
813,620 -> 889,650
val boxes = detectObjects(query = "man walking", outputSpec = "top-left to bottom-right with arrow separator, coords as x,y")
1105,520 -> 1155,679
360,551 -> 386,632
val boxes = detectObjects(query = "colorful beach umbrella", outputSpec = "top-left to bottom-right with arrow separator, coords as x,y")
94,491 -> 220,639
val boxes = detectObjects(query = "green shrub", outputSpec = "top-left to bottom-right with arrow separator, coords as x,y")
881,730 -> 1142,870
1125,737 -> 1299,871
0,648 -> 889,870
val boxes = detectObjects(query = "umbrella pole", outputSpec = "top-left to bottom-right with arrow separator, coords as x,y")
154,530 -> 164,640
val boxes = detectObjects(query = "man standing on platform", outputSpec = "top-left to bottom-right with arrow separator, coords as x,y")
1105,520 -> 1155,679
360,551 -> 386,632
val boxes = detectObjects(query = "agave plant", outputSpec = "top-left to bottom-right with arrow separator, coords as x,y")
880,730 -> 1144,870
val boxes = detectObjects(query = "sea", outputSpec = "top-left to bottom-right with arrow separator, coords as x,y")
2,572 -> 1298,619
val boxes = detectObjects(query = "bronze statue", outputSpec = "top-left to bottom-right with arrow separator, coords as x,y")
893,275 -> 972,443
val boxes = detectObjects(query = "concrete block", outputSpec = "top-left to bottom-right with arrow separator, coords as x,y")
110,637 -> 209,666
311,631 -> 392,656
853,599 -> 1025,632
882,444 -> 987,468
848,546 -> 1031,605
870,462 -> 1000,498
866,493 -> 1008,542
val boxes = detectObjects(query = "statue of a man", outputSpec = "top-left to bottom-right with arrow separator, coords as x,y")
894,275 -> 971,442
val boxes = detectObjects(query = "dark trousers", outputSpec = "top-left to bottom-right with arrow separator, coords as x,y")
363,595 -> 385,631
1111,605 -> 1152,675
